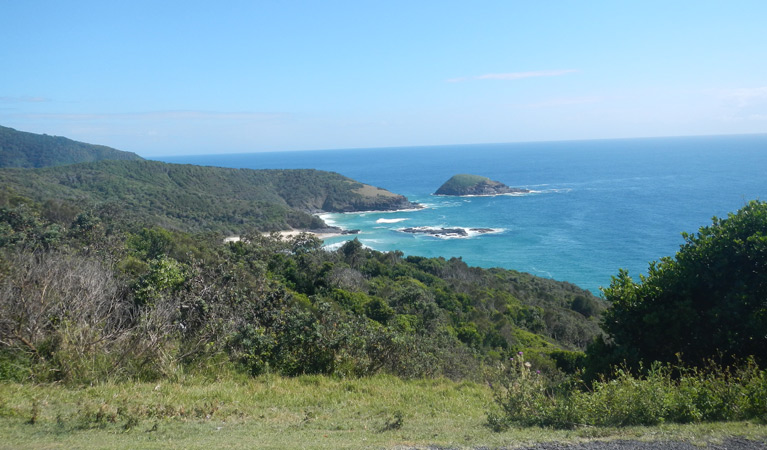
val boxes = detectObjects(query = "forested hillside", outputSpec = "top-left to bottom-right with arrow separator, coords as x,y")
0,125 -> 142,168
0,187 -> 604,383
0,160 -> 418,233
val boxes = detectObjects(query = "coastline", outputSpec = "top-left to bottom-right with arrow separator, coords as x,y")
226,204 -> 425,245
268,228 -> 355,240
222,201 -> 428,244
224,229 -> 352,244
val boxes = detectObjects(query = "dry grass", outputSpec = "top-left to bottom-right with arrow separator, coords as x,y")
352,184 -> 400,198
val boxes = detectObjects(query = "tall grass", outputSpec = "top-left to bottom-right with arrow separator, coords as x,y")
1,372 -> 765,449
489,355 -> 767,430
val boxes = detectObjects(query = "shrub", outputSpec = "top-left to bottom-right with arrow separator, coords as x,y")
489,358 -> 767,429
591,200 -> 767,373
487,352 -> 553,429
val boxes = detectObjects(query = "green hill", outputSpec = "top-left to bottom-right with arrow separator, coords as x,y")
0,159 -> 418,232
0,125 -> 142,168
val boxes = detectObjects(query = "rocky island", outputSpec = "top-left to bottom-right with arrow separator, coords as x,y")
434,174 -> 530,196
398,226 -> 500,239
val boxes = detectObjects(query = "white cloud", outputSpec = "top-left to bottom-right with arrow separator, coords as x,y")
448,69 -> 578,83
721,87 -> 767,108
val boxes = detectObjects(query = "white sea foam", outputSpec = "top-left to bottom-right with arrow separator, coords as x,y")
536,188 -> 572,194
446,191 -> 536,198
318,213 -> 337,226
531,267 -> 554,279
428,201 -> 463,209
323,239 -> 375,252
322,241 -> 348,251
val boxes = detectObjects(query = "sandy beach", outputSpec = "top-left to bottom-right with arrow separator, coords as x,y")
224,229 -> 349,244
267,229 -> 346,240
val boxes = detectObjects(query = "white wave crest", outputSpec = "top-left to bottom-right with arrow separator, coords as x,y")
322,241 -> 347,251
323,239 -> 375,251
536,188 -> 572,194
318,213 -> 338,226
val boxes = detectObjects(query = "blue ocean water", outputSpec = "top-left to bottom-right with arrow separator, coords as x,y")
156,134 -> 767,295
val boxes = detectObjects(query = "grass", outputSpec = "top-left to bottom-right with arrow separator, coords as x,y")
0,374 -> 765,449
352,184 -> 401,198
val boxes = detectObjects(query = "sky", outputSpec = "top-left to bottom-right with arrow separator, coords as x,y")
1,1 -> 767,157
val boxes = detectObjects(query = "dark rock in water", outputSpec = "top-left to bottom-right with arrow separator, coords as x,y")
401,227 -> 469,236
469,228 -> 496,233
399,226 -> 498,238
434,174 -> 530,196
310,227 -> 360,235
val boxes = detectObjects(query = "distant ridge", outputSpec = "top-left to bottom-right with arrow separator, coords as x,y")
0,125 -> 143,168
0,159 -> 419,233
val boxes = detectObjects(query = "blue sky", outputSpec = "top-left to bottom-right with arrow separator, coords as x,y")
2,1 -> 766,156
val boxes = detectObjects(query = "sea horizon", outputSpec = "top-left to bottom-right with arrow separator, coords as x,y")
149,132 -> 767,159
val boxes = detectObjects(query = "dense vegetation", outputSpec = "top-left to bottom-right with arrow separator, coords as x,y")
0,187 -> 603,384
489,201 -> 767,430
587,200 -> 767,374
0,124 -> 142,168
488,352 -> 767,430
0,159 -> 418,233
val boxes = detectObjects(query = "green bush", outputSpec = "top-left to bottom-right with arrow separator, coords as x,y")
487,352 -> 553,429
0,350 -> 32,382
591,200 -> 767,373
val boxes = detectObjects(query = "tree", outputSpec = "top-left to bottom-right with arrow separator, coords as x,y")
590,200 -> 767,373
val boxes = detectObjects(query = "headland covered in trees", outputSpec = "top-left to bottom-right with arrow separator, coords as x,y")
0,125 -> 142,168
1,126 -> 766,446
0,126 -> 420,233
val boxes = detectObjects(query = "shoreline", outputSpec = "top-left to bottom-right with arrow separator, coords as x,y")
266,228 -> 356,240
320,204 -> 425,215
227,204 -> 425,244
225,230 -> 350,243
222,226 -> 361,244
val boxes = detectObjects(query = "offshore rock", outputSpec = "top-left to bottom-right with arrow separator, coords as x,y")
434,174 -> 530,196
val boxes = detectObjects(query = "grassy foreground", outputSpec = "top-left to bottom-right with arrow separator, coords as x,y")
0,374 -> 765,449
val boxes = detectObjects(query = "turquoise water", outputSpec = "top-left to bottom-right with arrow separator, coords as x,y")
157,134 -> 767,294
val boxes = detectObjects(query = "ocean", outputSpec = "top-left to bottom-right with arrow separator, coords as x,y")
156,134 -> 767,295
